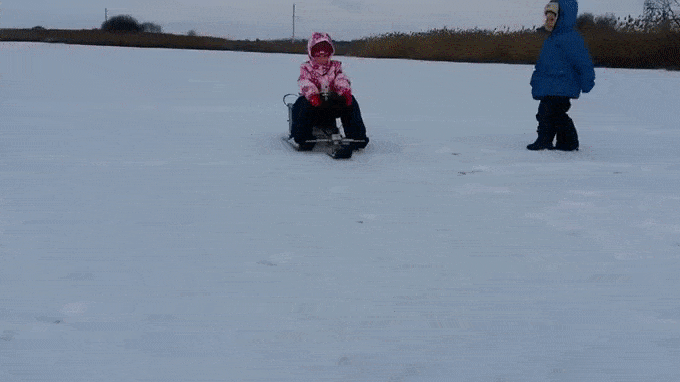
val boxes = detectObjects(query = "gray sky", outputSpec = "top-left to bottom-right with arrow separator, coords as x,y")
2,0 -> 647,40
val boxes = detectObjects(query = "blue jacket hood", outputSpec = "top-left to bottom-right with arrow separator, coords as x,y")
553,0 -> 578,34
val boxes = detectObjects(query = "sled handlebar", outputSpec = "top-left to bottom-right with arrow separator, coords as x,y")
283,93 -> 298,106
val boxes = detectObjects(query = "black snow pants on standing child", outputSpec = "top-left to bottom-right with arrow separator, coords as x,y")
527,96 -> 579,151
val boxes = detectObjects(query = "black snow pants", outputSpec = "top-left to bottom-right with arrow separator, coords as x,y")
536,96 -> 579,151
291,94 -> 368,144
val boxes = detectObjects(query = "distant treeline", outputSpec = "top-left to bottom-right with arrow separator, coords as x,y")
1,12 -> 678,70
0,27 -> 305,53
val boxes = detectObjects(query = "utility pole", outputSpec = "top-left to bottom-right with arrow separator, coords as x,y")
105,8 -> 108,22
291,4 -> 302,42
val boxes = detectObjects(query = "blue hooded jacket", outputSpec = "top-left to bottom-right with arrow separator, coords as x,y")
530,0 -> 595,100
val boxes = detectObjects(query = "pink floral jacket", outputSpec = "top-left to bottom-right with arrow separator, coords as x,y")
298,32 -> 352,101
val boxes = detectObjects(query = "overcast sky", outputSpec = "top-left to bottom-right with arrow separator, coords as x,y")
2,0 -> 648,40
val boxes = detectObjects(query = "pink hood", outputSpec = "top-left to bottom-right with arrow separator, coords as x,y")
307,32 -> 336,63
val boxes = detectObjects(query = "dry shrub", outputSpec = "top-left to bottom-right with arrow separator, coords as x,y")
348,27 -> 679,69
1,27 -> 678,70
583,29 -> 680,69
0,28 -> 308,54
348,29 -> 545,65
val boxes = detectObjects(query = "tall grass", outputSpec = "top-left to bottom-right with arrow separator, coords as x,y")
1,26 -> 678,70
346,28 -> 545,64
581,27 -> 680,69
347,27 -> 680,69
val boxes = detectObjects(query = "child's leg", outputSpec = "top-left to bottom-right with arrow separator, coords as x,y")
339,96 -> 369,147
553,98 -> 579,151
291,96 -> 317,144
527,98 -> 558,150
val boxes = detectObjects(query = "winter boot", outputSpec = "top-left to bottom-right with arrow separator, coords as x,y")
296,141 -> 315,151
350,136 -> 369,150
526,130 -> 555,150
554,124 -> 579,151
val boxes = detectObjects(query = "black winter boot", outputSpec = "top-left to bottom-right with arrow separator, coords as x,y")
350,136 -> 369,150
527,130 -> 555,150
554,124 -> 579,151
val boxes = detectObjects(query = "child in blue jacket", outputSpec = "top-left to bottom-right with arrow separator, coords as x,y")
528,0 -> 595,151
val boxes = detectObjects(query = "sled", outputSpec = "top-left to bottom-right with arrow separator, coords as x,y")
283,93 -> 365,160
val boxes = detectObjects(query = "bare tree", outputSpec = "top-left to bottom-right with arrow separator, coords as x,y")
643,0 -> 680,29
101,15 -> 143,32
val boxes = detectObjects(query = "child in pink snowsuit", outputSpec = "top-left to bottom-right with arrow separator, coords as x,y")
291,32 -> 369,149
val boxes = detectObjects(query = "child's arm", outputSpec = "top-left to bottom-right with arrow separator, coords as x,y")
331,62 -> 353,105
331,62 -> 352,94
298,64 -> 320,100
561,36 -> 596,93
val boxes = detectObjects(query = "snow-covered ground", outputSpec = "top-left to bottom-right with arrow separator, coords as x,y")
1,42 -> 679,381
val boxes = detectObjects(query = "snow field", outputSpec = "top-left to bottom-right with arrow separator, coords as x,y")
1,42 -> 680,381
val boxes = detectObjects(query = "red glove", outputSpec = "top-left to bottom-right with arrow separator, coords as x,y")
341,90 -> 352,106
308,94 -> 322,107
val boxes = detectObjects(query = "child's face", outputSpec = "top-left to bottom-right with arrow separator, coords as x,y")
312,51 -> 330,65
544,12 -> 557,31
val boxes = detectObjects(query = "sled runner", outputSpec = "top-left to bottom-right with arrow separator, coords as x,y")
283,93 -> 366,160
